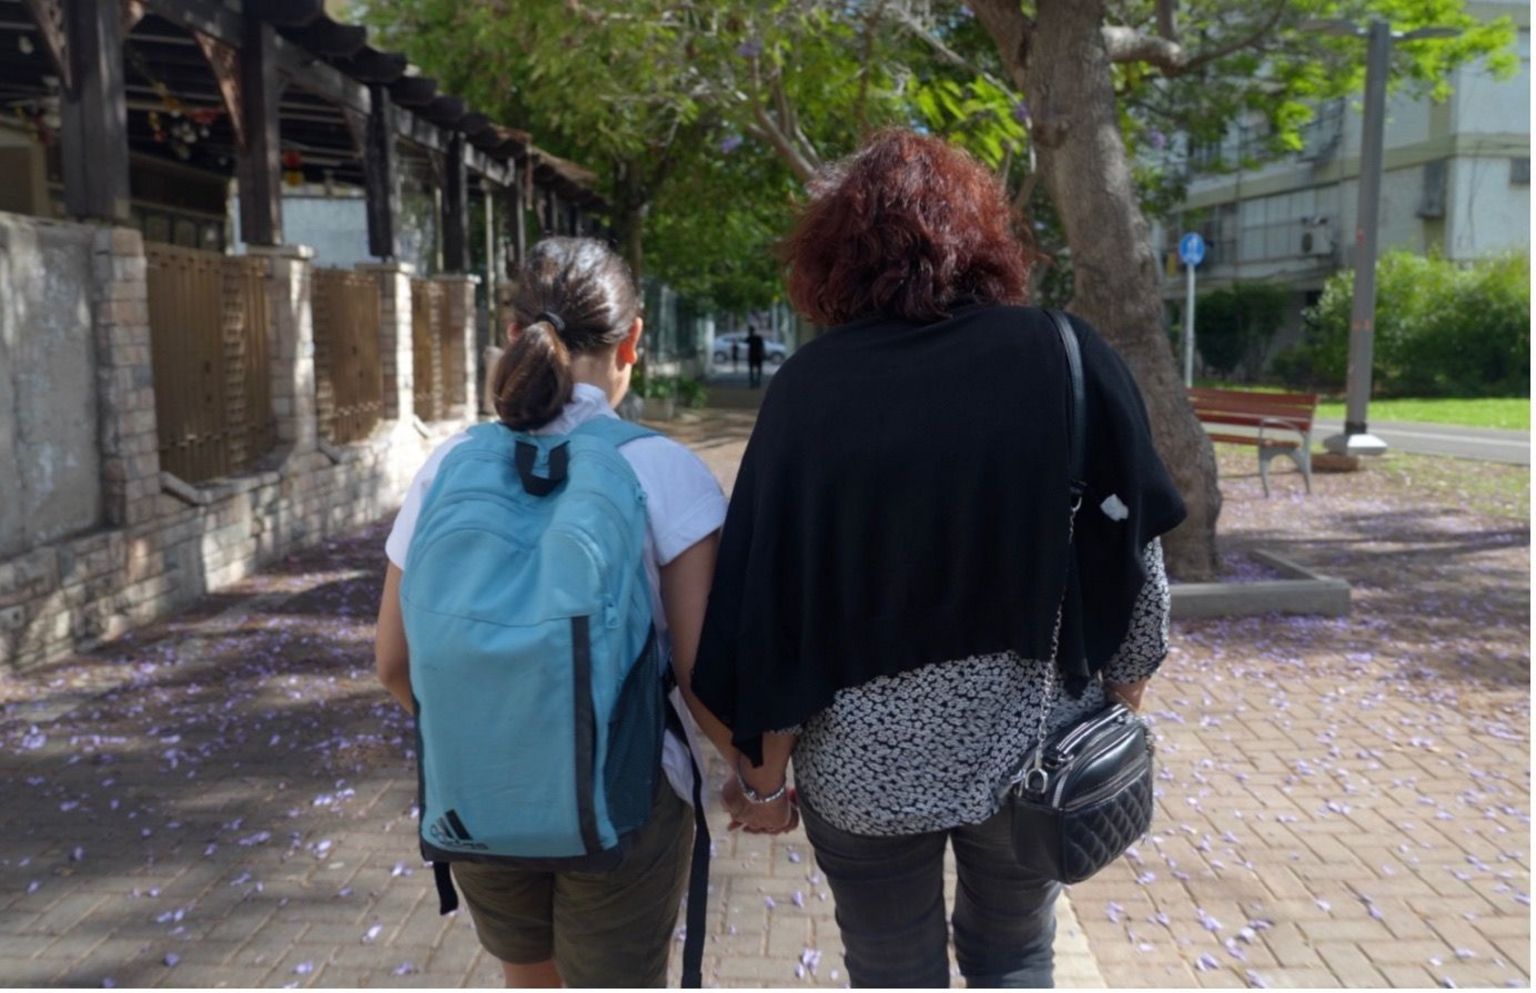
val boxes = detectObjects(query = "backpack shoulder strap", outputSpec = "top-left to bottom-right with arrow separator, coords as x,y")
572,414 -> 658,451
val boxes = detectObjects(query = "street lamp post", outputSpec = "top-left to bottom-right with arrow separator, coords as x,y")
1302,19 -> 1461,457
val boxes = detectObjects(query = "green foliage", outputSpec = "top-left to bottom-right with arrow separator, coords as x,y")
1272,251 -> 1530,397
357,0 -> 1518,314
1193,282 -> 1291,380
630,366 -> 675,401
675,378 -> 710,409
643,140 -> 796,312
629,371 -> 705,407
1126,0 -> 1518,178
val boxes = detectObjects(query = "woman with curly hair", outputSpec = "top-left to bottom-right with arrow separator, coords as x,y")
690,130 -> 1186,987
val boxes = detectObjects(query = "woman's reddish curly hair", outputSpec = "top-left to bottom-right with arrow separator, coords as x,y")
781,129 -> 1030,326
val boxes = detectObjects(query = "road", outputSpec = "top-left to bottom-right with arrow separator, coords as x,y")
1313,419 -> 1530,465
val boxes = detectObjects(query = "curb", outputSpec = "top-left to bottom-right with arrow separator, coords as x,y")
1171,550 -> 1351,619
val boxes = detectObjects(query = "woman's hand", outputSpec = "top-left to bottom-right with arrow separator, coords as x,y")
721,776 -> 799,834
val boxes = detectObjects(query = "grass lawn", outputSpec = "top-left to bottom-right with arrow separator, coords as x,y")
1314,397 -> 1530,431
1194,382 -> 1529,430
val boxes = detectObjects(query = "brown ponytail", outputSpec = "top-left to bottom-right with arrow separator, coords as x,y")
492,237 -> 641,431
492,320 -> 574,430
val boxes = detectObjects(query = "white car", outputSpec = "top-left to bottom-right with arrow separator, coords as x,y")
713,332 -> 788,365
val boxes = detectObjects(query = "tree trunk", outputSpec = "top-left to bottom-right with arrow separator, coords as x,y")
610,160 -> 650,284
974,0 -> 1221,580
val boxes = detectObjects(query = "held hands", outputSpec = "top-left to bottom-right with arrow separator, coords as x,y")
722,771 -> 800,835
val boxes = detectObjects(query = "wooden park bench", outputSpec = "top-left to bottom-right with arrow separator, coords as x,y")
1188,388 -> 1319,497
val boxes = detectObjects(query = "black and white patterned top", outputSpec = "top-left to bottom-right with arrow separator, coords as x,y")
789,540 -> 1170,836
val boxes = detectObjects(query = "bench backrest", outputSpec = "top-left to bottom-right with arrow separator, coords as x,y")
1188,387 -> 1318,433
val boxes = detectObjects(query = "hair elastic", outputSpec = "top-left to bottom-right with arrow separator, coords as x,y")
534,310 -> 566,333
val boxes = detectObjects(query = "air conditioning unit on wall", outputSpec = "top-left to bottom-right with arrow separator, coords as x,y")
1296,221 -> 1333,261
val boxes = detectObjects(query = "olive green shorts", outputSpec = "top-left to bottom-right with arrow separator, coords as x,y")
451,784 -> 694,988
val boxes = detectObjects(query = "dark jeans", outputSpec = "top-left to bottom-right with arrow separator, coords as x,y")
800,798 -> 1061,989
748,362 -> 763,387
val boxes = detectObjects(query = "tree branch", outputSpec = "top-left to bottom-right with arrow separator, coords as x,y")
744,105 -> 820,183
1103,0 -> 1288,76
887,5 -> 1017,96
1156,0 -> 1178,42
966,0 -> 1034,92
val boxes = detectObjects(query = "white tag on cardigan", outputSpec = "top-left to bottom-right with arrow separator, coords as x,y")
1100,493 -> 1130,521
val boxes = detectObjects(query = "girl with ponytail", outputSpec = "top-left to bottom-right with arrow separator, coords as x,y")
375,237 -> 742,987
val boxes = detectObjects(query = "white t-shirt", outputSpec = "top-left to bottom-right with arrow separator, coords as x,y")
385,383 -> 728,804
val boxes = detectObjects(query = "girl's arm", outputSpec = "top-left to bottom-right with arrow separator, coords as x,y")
376,564 -> 413,712
663,533 -> 797,834
659,533 -> 738,765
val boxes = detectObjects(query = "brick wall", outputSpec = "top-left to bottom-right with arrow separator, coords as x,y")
0,219 -> 479,671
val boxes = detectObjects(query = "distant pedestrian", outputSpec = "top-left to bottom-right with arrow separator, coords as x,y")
689,130 -> 1187,988
746,325 -> 765,388
730,339 -> 740,372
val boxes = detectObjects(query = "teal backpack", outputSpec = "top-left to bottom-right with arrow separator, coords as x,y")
400,416 -> 707,986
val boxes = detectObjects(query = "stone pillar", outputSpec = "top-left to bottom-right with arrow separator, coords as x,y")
91,227 -> 160,527
437,274 -> 480,419
359,261 -> 415,422
248,244 -> 317,454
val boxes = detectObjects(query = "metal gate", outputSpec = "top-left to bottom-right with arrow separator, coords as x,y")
411,278 -> 445,422
312,268 -> 383,444
146,244 -> 274,483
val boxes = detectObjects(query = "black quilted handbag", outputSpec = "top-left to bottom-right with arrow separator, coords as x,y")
1007,311 -> 1156,885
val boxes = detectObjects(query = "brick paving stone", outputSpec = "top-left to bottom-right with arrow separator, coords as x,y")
0,408 -> 1526,988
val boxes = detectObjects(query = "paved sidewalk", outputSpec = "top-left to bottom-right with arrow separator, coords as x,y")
0,409 -> 1527,988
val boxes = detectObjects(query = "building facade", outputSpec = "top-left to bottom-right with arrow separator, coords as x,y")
1153,0 -> 1530,360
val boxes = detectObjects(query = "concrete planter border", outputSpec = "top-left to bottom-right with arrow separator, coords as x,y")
1171,549 -> 1351,619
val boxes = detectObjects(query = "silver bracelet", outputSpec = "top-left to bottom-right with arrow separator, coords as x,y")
735,767 -> 788,805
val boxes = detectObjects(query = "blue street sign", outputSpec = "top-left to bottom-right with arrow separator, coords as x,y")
1178,232 -> 1206,267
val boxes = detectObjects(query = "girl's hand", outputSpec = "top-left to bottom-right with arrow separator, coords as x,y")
722,777 -> 799,834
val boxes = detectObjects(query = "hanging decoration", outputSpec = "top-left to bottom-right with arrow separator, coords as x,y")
126,41 -> 225,162
20,0 -> 71,92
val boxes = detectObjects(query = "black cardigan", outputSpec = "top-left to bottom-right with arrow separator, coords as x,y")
690,305 -> 1186,764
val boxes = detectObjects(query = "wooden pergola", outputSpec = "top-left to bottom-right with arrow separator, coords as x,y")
0,0 -> 607,275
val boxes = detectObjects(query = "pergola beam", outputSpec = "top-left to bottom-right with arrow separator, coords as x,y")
236,14 -> 283,245
364,81 -> 399,258
62,0 -> 130,221
442,133 -> 468,272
